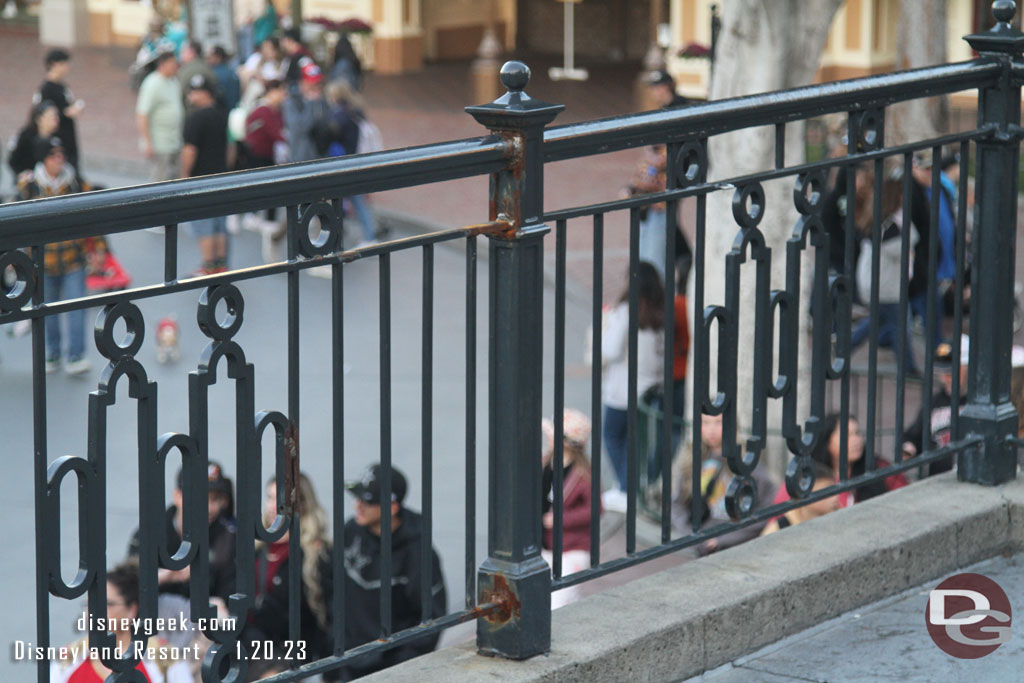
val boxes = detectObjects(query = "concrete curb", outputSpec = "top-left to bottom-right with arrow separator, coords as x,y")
366,473 -> 1024,682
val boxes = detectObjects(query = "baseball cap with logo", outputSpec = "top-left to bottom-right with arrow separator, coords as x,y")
34,136 -> 64,162
176,460 -> 233,495
645,69 -> 675,88
346,465 -> 407,505
188,74 -> 215,93
301,62 -> 324,85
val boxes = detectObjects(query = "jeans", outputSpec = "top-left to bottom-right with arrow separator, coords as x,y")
647,380 -> 686,481
346,195 -> 376,242
910,290 -> 946,351
637,208 -> 667,285
850,302 -> 918,374
603,405 -> 629,491
44,268 -> 87,360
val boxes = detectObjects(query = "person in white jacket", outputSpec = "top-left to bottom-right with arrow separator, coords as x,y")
601,262 -> 665,512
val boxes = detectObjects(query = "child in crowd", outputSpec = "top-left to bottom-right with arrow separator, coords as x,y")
541,409 -> 596,608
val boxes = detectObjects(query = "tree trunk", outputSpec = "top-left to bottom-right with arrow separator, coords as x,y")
889,0 -> 949,144
698,0 -> 843,478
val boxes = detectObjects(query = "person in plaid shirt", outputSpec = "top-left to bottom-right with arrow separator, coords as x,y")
16,136 -> 104,375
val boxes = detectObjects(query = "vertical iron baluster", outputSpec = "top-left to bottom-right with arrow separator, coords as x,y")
164,223 -> 178,282
950,141 -> 969,439
774,123 -> 786,170
661,199 -> 676,543
32,245 -> 49,683
464,236 -> 477,609
691,192 -> 706,531
332,257 -> 345,655
922,147 -> 941,454
379,252 -> 393,637
590,214 -> 603,567
553,219 -> 566,579
421,245 -> 434,618
895,153 -> 914,463
864,158 -> 883,474
286,205 -> 301,648
839,157 -> 856,483
626,208 -> 640,554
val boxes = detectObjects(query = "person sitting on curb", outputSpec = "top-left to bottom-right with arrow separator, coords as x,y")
340,464 -> 447,679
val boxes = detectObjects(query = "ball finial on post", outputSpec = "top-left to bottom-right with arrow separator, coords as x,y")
499,61 -> 531,94
993,0 -> 1016,25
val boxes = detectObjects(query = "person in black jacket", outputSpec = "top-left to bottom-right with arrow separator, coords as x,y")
33,49 -> 84,174
340,464 -> 447,680
8,100 -> 60,179
127,461 -> 237,603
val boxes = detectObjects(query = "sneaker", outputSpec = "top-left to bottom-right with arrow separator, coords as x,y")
65,356 -> 92,375
242,213 -> 263,232
261,230 -> 283,263
601,488 -> 628,514
45,355 -> 61,374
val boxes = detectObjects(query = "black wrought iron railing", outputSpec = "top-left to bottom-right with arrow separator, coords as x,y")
1,3 -> 1022,682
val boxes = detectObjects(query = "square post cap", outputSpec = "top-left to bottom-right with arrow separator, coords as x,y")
965,1 -> 1024,55
466,61 -> 564,131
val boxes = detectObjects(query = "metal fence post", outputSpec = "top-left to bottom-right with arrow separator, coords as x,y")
466,61 -> 563,659
959,1 -> 1023,484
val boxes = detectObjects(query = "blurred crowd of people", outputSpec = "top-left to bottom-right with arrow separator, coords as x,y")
51,463 -> 446,682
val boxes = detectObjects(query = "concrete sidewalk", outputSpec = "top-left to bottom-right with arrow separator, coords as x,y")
692,552 -> 1023,683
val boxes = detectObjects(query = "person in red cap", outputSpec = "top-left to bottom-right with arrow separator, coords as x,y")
283,60 -> 331,164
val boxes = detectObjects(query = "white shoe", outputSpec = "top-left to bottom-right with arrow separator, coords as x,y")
242,213 -> 263,233
226,214 -> 241,234
601,488 -> 628,514
261,230 -> 283,263
65,356 -> 92,376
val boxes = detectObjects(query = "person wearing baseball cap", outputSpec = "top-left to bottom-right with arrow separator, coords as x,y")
902,335 -> 970,476
284,60 -> 330,163
340,464 -> 447,678
182,72 -> 230,275
645,68 -> 689,109
126,461 -> 237,603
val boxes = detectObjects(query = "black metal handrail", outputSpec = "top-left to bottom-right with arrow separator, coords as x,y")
0,137 -> 508,249
543,60 -> 1000,161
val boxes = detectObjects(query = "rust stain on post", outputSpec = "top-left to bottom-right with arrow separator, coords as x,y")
479,575 -> 521,625
283,421 -> 300,514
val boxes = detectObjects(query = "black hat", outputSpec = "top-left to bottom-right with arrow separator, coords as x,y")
346,465 -> 407,505
933,335 -> 969,373
176,460 -> 233,495
188,73 -> 215,93
646,69 -> 675,88
34,136 -> 64,161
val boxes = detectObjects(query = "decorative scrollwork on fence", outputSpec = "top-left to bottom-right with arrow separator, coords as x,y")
712,182 -> 773,520
295,200 -> 344,258
0,249 -> 36,315
191,283 -> 293,682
